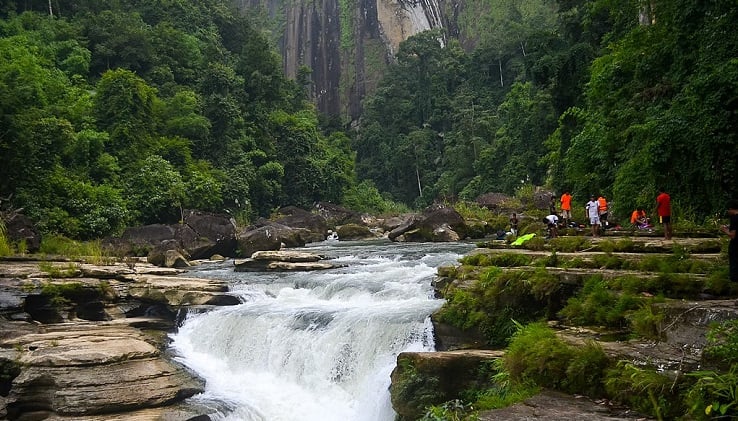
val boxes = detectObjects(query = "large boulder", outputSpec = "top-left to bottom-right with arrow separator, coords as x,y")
113,210 -> 239,261
390,350 -> 504,420
476,192 -> 513,210
336,223 -> 376,240
2,326 -> 204,418
182,210 -> 238,258
2,213 -> 41,253
314,202 -> 365,227
235,223 -> 310,257
389,206 -> 468,242
272,206 -> 329,243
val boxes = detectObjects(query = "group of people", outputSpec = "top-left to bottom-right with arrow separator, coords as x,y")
528,188 -> 674,240
509,190 -> 738,285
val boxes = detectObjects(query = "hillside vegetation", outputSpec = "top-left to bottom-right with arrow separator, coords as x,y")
1,0 -> 736,240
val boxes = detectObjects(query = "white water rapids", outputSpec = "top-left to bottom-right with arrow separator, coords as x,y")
169,239 -> 475,421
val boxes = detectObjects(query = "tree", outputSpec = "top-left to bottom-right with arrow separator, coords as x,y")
94,68 -> 158,166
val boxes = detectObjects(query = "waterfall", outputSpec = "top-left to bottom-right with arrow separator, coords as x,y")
170,240 -> 474,421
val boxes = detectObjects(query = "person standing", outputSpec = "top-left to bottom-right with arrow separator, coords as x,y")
656,187 -> 672,240
720,201 -> 738,282
586,196 -> 600,237
598,195 -> 609,230
560,191 -> 572,228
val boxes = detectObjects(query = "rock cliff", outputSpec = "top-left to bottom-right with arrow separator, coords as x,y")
233,0 -> 454,121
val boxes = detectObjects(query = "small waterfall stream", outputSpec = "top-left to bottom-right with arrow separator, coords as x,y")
169,240 -> 474,421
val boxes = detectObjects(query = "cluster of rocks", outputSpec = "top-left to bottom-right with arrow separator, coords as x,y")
99,203 -> 497,270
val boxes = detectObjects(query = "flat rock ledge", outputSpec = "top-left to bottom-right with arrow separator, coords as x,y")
0,258 -> 238,420
234,250 -> 344,271
478,390 -> 644,420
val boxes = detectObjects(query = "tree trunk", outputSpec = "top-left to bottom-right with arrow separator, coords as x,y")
498,59 -> 504,87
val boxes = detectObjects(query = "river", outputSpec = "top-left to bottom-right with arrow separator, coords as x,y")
169,239 -> 475,421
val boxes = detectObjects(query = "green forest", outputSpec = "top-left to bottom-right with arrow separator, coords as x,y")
1,0 -> 737,240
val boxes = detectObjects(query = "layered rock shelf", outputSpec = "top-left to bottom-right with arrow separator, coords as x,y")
0,258 -> 238,420
391,235 -> 738,420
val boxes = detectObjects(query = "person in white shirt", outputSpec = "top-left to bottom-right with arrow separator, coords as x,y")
586,196 -> 601,237
543,214 -> 559,238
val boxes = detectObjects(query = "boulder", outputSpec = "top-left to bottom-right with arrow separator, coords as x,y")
127,275 -> 238,306
388,215 -> 419,241
390,350 -> 504,420
2,213 -> 41,253
476,192 -> 513,210
2,326 -> 204,418
380,215 -> 414,232
182,210 -> 238,258
314,202 -> 365,226
235,223 -> 308,257
250,250 -> 325,262
113,210 -> 239,260
147,241 -> 191,268
478,390 -> 640,420
389,206 -> 468,242
234,250 -> 343,271
336,223 -> 376,240
234,259 -> 341,271
272,206 -> 329,243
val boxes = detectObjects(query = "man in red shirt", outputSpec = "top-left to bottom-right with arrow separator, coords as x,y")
656,187 -> 672,240
560,191 -> 572,228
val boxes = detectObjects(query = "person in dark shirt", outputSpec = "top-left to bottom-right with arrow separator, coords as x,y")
509,213 -> 519,236
720,201 -> 738,282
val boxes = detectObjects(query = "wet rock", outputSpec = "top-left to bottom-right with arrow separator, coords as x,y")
234,250 -> 343,271
336,223 -> 376,240
235,224 -> 300,257
390,350 -> 504,420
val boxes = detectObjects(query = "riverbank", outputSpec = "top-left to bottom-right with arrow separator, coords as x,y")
391,234 -> 738,420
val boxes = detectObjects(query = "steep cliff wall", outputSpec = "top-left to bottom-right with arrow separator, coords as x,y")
233,0 -> 448,122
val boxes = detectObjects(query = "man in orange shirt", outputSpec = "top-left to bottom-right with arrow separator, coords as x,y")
656,187 -> 672,240
560,191 -> 572,228
598,196 -> 609,230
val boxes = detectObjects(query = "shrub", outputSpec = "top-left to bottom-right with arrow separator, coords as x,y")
604,362 -> 684,420
558,276 -> 642,328
549,236 -> 590,252
627,302 -> 665,340
503,322 -> 609,395
0,221 -> 12,256
685,365 -> 738,420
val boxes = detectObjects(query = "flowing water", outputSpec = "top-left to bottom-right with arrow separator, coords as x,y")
169,239 -> 475,421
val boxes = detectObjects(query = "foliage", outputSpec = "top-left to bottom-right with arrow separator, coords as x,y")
0,220 -> 11,256
420,399 -> 478,421
686,365 -> 738,420
435,268 -> 559,346
503,322 -> 609,395
558,276 -> 641,328
0,3 -> 356,238
604,361 -> 684,420
342,180 -> 410,215
703,320 -> 738,368
39,235 -> 109,262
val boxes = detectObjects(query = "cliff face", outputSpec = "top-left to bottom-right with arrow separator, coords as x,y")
233,0 -> 451,122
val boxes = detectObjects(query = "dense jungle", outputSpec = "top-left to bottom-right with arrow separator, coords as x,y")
1,0 -> 736,240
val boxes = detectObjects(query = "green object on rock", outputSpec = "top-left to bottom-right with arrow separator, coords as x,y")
511,233 -> 536,246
